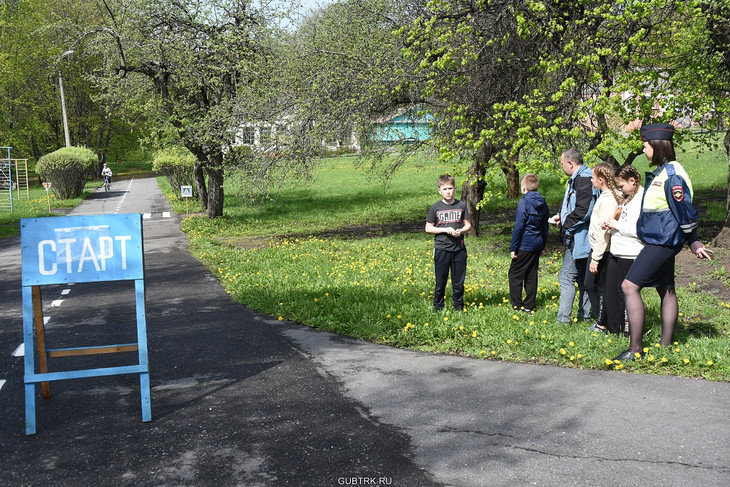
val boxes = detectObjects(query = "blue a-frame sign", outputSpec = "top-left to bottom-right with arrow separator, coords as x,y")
20,214 -> 151,435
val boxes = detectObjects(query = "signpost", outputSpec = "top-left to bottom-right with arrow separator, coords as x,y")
20,213 -> 151,435
42,182 -> 52,212
181,185 -> 192,216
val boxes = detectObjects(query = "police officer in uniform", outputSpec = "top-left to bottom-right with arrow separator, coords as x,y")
614,123 -> 712,361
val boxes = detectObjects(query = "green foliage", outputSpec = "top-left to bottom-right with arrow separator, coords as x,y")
35,146 -> 96,199
288,0 -> 421,163
152,147 -> 196,199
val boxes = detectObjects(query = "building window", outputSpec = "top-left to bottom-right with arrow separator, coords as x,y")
240,127 -> 255,145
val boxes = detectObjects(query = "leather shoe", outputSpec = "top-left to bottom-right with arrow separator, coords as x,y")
613,349 -> 645,361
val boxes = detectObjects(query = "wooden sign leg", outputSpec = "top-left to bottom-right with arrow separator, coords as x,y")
23,286 -> 37,435
31,286 -> 51,399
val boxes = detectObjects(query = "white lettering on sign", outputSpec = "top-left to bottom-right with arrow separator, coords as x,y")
37,235 -> 132,276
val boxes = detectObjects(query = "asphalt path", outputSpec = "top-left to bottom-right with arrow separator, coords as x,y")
1,177 -> 728,486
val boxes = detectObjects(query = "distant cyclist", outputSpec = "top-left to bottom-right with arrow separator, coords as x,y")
101,163 -> 113,191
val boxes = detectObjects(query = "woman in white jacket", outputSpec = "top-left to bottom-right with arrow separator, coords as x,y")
601,165 -> 644,335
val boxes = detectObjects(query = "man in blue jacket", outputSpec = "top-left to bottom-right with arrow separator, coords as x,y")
509,173 -> 549,313
551,148 -> 599,324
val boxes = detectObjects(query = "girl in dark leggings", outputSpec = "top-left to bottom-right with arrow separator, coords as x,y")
601,165 -> 644,335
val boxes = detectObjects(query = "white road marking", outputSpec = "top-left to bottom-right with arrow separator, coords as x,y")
163,212 -> 171,218
114,178 -> 134,213
61,289 -> 71,295
143,213 -> 151,219
44,316 -> 50,324
0,379 -> 5,391
51,299 -> 63,307
12,343 -> 24,357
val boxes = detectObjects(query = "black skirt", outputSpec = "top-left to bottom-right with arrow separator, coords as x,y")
625,243 -> 683,289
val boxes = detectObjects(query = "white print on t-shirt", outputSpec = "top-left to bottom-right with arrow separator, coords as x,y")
437,209 -> 463,224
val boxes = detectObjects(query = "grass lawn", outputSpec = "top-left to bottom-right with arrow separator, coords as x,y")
176,147 -> 730,381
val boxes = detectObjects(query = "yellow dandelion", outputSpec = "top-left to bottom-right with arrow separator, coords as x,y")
707,360 -> 714,366
560,348 -> 567,355
569,341 -> 574,347
683,358 -> 690,364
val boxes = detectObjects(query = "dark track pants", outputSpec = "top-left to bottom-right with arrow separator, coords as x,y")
433,247 -> 467,311
508,249 -> 541,311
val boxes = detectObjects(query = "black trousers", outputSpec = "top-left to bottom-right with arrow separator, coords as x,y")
604,253 -> 635,335
508,249 -> 541,311
433,247 -> 467,311
584,251 -> 608,325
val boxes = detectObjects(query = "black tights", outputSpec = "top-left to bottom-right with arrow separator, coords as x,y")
622,281 -> 678,353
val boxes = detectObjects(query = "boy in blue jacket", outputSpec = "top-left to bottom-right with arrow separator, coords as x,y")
509,173 -> 550,313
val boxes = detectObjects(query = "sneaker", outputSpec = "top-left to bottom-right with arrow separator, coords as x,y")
613,349 -> 645,361
588,322 -> 608,334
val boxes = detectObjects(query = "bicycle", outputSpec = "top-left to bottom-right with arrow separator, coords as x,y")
103,176 -> 111,192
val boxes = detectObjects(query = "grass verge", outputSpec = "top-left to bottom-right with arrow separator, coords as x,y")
180,151 -> 729,381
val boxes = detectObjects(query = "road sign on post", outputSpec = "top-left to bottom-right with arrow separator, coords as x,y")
42,182 -> 52,211
20,213 -> 151,435
181,185 -> 192,216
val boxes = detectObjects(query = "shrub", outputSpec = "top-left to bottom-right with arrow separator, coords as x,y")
35,147 -> 96,199
152,147 -> 196,199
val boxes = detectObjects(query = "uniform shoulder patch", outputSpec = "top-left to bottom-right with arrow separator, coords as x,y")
672,185 -> 684,202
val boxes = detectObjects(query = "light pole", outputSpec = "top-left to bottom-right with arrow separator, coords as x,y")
57,50 -> 74,147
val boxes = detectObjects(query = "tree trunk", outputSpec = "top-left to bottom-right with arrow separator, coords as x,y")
722,130 -> 730,230
501,152 -> 520,199
461,143 -> 490,236
711,128 -> 730,247
206,154 -> 225,218
193,158 -> 208,211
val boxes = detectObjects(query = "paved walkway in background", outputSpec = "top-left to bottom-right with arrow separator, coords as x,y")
0,177 -> 728,486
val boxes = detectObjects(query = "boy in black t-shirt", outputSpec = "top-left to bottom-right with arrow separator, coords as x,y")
425,174 -> 472,311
